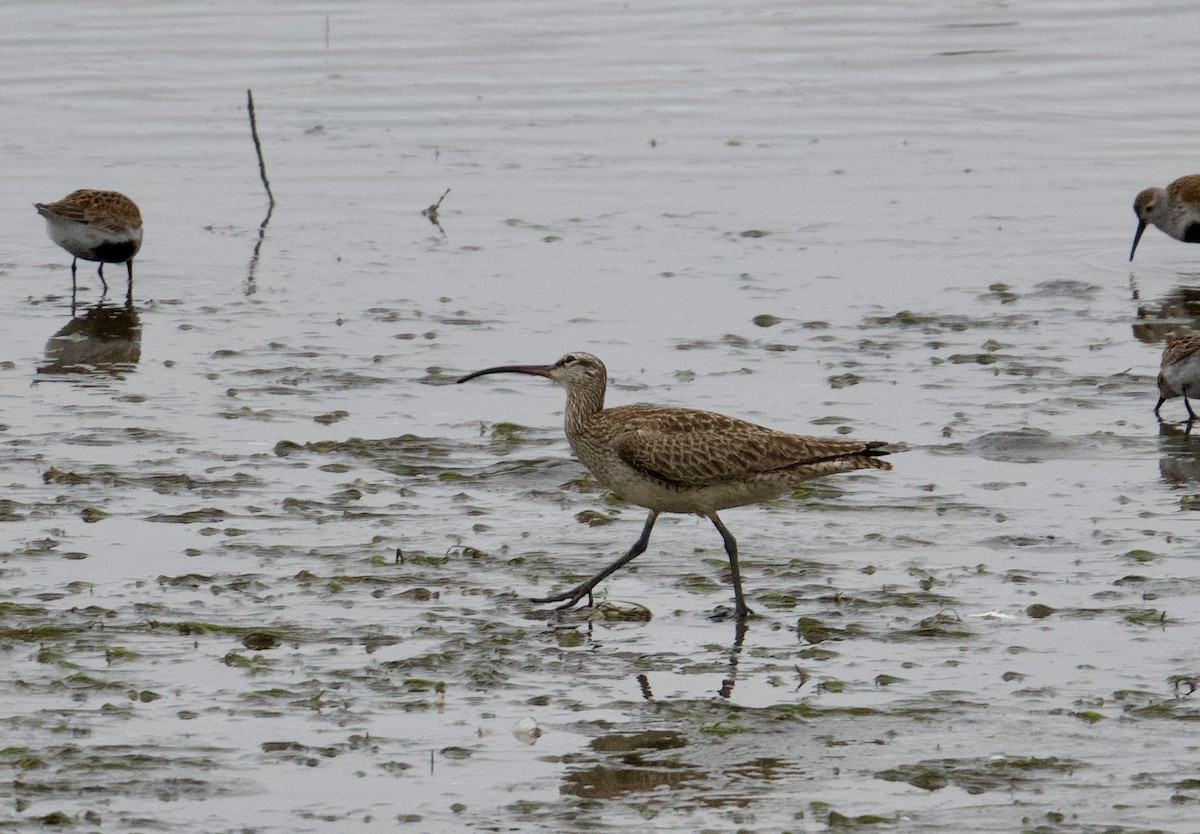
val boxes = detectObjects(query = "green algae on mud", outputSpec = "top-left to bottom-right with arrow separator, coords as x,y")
272,430 -> 558,487
876,756 -> 1085,794
274,435 -> 456,472
42,466 -> 265,497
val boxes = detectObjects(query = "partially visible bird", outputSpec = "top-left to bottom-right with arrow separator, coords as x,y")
458,352 -> 893,619
1155,334 -> 1200,422
35,190 -> 143,293
1131,175 -> 1200,260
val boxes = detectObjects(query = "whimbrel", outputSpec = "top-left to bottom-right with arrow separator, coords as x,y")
458,352 -> 893,619
35,190 -> 143,293
1155,334 -> 1200,422
1131,175 -> 1200,260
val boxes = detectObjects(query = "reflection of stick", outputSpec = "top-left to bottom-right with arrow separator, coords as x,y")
245,89 -> 275,291
246,89 -> 276,209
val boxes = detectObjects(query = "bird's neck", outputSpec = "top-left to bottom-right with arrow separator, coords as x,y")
563,383 -> 605,435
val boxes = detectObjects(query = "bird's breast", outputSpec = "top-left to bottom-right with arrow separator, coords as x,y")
44,217 -> 142,262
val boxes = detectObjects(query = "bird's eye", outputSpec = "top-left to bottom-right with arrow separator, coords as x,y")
561,354 -> 578,366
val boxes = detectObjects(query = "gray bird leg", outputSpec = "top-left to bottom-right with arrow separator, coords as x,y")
532,510 -> 659,610
705,511 -> 752,619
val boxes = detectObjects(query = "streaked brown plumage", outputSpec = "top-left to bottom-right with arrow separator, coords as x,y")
1156,333 -> 1200,421
35,189 -> 143,293
458,352 -> 893,619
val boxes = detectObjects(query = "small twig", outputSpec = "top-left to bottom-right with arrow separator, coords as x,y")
246,89 -> 276,209
422,187 -> 450,235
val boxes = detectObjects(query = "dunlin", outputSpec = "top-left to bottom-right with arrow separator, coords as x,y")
458,352 -> 893,619
35,190 -> 143,292
1155,334 -> 1200,422
1131,175 -> 1200,260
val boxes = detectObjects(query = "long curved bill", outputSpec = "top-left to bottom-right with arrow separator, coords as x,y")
457,363 -> 555,384
1130,220 -> 1148,261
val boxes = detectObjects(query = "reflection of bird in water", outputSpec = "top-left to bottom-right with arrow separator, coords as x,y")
34,190 -> 143,296
1130,283 -> 1200,345
458,352 -> 893,620
1157,420 -> 1200,483
1131,174 -> 1200,260
1155,334 -> 1200,422
39,301 -> 141,375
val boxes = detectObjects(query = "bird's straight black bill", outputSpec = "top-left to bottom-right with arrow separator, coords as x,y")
457,364 -> 555,384
1130,220 -> 1148,261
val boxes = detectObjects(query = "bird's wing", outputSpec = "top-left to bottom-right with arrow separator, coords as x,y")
1163,334 -> 1200,366
609,405 -> 886,486
39,198 -> 89,223
1170,175 -> 1200,205
40,191 -> 140,231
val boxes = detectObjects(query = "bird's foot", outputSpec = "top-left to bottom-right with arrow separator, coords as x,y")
708,600 -> 755,622
530,586 -> 595,610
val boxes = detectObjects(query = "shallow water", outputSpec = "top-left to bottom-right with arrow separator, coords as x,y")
4,1 -> 1200,831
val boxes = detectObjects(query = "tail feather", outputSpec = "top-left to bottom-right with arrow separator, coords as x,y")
811,440 -> 894,471
857,441 -> 894,469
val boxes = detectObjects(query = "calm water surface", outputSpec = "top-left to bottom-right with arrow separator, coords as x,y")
3,1 -> 1200,832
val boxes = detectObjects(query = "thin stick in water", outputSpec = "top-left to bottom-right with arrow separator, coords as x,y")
246,88 -> 276,209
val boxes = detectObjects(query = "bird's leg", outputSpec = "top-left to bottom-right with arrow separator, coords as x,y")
531,510 -> 659,610
96,262 -> 109,293
69,258 -> 78,316
705,511 -> 753,619
1186,393 -> 1198,423
1154,397 -> 1166,421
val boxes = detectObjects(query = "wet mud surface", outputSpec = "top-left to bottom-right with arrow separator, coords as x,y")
4,1 -> 1200,832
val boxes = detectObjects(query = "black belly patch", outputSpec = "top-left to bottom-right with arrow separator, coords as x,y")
1185,223 -> 1200,243
90,240 -> 140,263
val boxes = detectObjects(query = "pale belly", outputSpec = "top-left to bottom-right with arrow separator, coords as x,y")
578,449 -> 795,514
1162,350 -> 1200,397
46,217 -> 142,263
